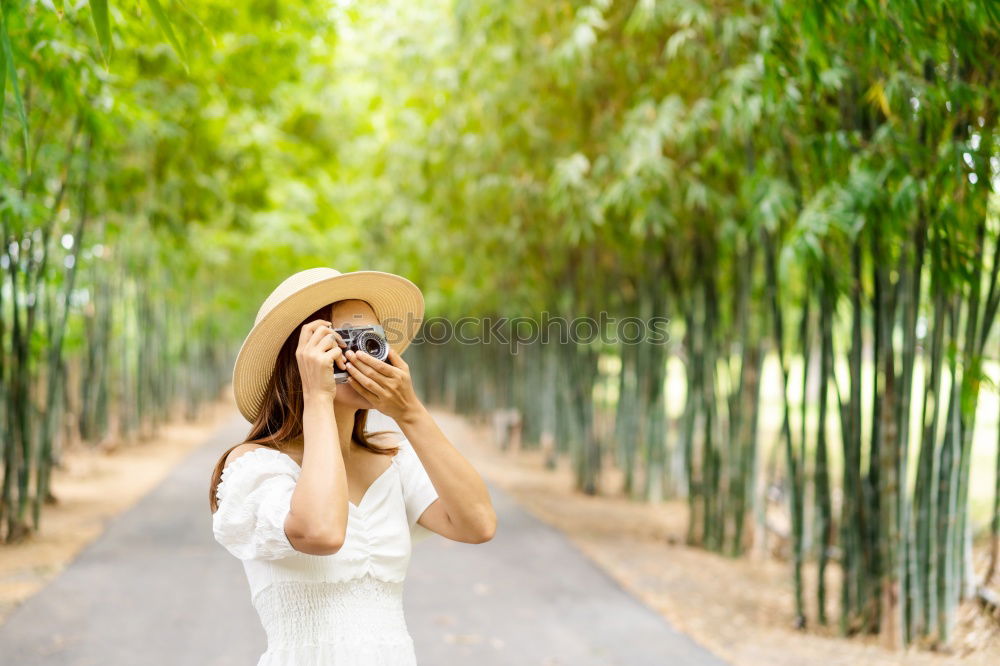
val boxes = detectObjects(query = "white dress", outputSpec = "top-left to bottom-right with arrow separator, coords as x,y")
212,435 -> 440,666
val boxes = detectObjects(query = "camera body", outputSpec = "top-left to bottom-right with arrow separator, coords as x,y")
332,324 -> 390,384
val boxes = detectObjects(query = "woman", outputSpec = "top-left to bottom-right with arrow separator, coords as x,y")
208,267 -> 497,666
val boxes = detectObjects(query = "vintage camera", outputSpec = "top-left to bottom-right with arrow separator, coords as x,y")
332,324 -> 390,383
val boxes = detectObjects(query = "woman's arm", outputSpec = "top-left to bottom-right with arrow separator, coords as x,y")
397,403 -> 497,543
285,319 -> 351,553
344,346 -> 497,543
285,393 -> 350,553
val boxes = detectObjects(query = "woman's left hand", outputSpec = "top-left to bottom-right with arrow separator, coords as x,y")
344,347 -> 420,421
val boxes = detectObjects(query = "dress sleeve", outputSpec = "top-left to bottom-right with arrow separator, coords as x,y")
393,438 -> 440,544
212,448 -> 301,561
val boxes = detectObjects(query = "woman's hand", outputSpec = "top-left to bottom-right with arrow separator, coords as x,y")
296,320 -> 348,400
344,347 -> 420,421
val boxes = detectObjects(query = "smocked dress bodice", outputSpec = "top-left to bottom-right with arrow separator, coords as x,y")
212,435 -> 440,666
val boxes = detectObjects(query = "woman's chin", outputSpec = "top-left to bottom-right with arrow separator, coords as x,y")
335,382 -> 374,409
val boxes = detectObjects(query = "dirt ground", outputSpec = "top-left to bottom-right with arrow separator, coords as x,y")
433,410 -> 1000,666
1,395 -> 997,665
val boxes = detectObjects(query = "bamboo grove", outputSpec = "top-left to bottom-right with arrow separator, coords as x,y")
339,0 -> 1000,650
0,1 -> 349,541
1,0 -> 998,655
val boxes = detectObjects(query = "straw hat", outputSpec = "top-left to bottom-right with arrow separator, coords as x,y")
232,267 -> 424,422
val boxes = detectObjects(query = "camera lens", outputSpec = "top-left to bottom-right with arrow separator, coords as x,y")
358,331 -> 388,359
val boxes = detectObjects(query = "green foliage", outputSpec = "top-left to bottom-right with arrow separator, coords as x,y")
88,0 -> 112,64
1,0 -> 998,650
0,2 -> 28,161
144,0 -> 188,68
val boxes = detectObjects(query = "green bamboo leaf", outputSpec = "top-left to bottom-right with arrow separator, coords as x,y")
89,0 -> 112,65
0,16 -> 5,131
175,0 -> 215,47
864,79 -> 895,122
0,3 -> 29,163
145,0 -> 189,71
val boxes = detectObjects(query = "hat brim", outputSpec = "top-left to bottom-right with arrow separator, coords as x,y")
233,270 -> 424,422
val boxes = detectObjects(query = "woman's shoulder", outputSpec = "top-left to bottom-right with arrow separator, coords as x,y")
215,443 -> 300,504
219,445 -> 301,486
223,443 -> 284,470
223,442 -> 263,468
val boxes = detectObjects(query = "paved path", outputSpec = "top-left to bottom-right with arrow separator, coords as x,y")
0,413 -> 728,666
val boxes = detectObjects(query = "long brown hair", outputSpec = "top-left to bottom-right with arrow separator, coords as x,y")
209,300 -> 399,513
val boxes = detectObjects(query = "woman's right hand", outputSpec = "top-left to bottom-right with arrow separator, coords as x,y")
297,320 -> 348,400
